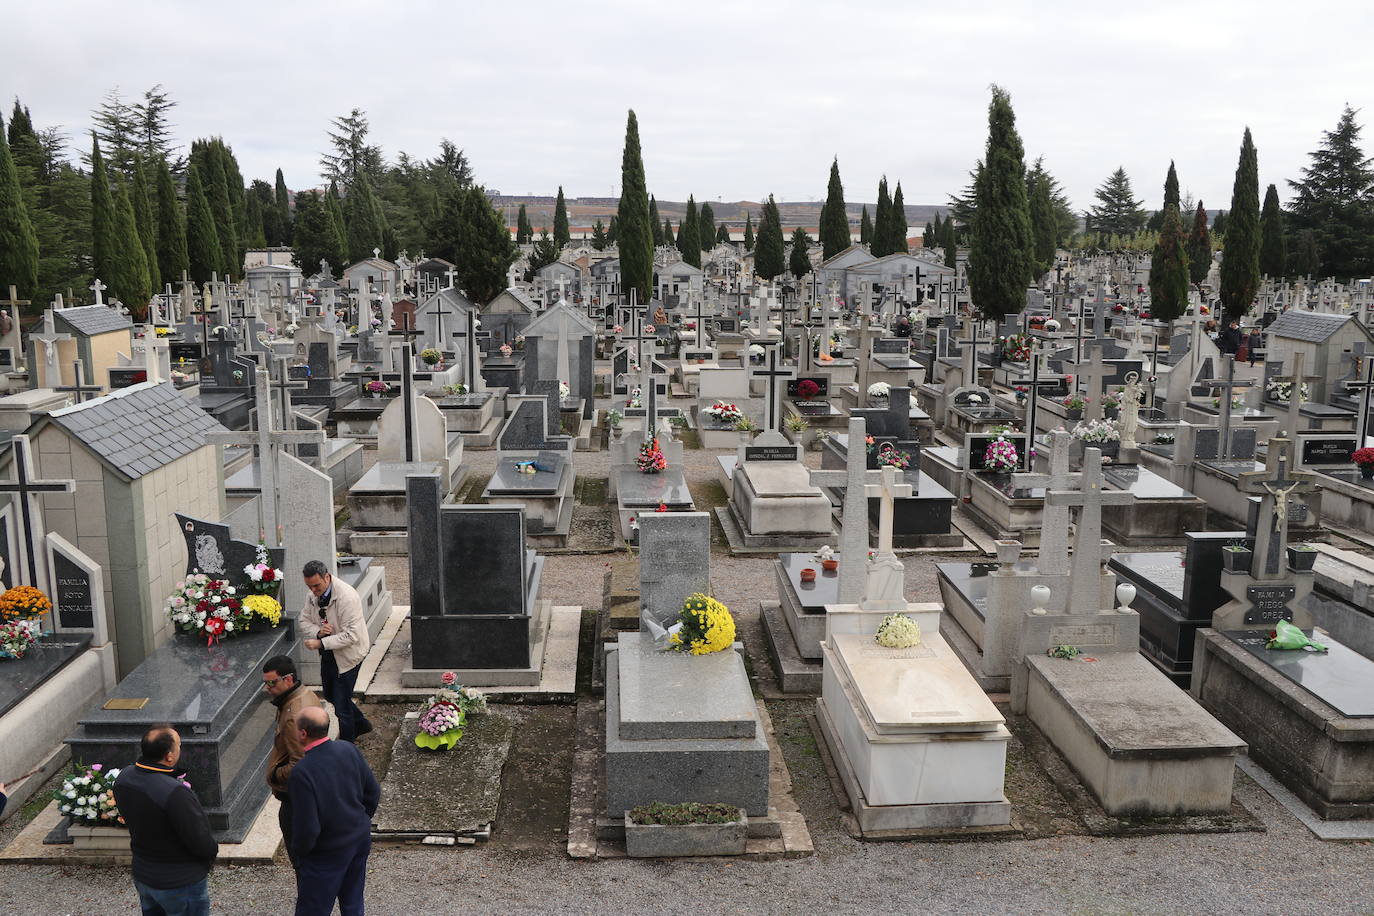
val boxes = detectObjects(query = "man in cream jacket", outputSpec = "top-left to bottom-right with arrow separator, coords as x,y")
299,560 -> 373,742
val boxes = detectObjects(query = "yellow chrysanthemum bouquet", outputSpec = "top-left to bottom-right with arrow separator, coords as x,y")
668,593 -> 736,656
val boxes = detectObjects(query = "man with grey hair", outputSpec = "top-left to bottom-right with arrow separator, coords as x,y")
300,560 -> 372,742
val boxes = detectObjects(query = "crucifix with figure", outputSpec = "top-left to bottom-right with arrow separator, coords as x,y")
1236,437 -> 1317,579
0,435 -> 76,589
29,311 -> 72,382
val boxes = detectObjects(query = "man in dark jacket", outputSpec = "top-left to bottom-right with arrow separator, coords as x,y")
113,724 -> 219,916
288,706 -> 380,916
1218,320 -> 1243,355
263,654 -> 323,866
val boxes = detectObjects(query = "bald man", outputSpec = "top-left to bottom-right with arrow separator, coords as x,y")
287,707 -> 380,916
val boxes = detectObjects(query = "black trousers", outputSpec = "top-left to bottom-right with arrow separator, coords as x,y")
319,650 -> 368,741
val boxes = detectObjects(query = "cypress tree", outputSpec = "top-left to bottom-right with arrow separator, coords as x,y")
109,175 -> 151,315
872,178 -> 891,256
1187,201 -> 1212,284
615,110 -> 653,304
1218,128 -> 1260,320
678,196 -> 700,266
345,176 -> 384,262
743,213 -> 754,249
789,226 -> 812,278
717,223 -> 731,245
155,157 -> 188,284
244,191 -> 267,249
291,191 -> 332,274
1211,210 -> 1228,236
131,157 -> 159,293
942,216 -> 957,268
1292,229 -> 1320,278
453,186 -> 516,304
1259,183 -> 1286,277
591,219 -> 608,250
967,86 -> 1033,319
553,186 -> 570,249
607,215 -> 617,244
0,113 -> 39,297
1149,163 -> 1190,323
663,218 -> 675,246
324,181 -> 349,267
200,141 -> 238,278
1028,172 -> 1055,276
887,182 -> 909,253
274,168 -> 292,246
91,135 -> 117,288
698,202 -> 714,252
819,157 -> 850,259
860,206 -> 872,246
650,196 -> 663,247
754,195 -> 785,280
185,163 -> 220,284
515,204 -> 530,245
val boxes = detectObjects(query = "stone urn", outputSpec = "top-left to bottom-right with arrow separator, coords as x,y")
994,540 -> 1023,566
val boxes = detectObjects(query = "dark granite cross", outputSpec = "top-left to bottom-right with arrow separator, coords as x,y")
1022,343 -> 1063,443
55,359 -> 102,403
1203,354 -> 1255,460
0,434 -> 75,587
451,309 -> 488,393
751,343 -> 795,433
1236,438 -> 1317,578
1346,348 -> 1374,447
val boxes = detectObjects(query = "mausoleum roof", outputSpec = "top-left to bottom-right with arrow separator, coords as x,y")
53,305 -> 133,337
1267,309 -> 1373,344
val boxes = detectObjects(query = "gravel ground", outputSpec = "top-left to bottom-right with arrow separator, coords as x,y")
2,405 -> 1371,914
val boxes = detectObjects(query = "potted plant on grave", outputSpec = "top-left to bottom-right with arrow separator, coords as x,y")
499,343 -> 513,359
605,407 -> 623,430
624,801 -> 748,858
514,335 -> 526,351
1101,391 -> 1121,420
875,443 -> 911,470
443,383 -> 468,397
999,333 -> 1031,363
1071,418 -> 1120,459
867,381 -> 890,402
0,585 -> 52,657
1063,393 -> 1087,421
734,416 -> 759,443
637,437 -> 667,474
874,613 -> 922,649
365,380 -> 389,400
666,593 -> 736,655
703,402 -> 744,427
785,413 -> 812,448
1354,447 -> 1374,480
982,437 -> 1020,476
1222,540 -> 1253,573
419,347 -> 443,368
414,671 -> 488,751
1287,544 -> 1319,572
55,762 -> 130,851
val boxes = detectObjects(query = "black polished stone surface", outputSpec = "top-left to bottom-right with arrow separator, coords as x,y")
0,634 -> 90,718
411,615 -> 533,669
617,467 -> 694,508
778,553 -> 841,612
485,453 -> 568,496
1227,630 -> 1374,717
936,560 -> 1037,623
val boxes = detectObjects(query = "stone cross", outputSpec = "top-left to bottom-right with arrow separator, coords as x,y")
1046,446 -> 1132,613
1066,342 -> 1113,422
1,286 -> 30,317
89,278 -> 107,306
29,310 -> 72,374
425,294 -> 457,354
751,344 -> 795,434
808,417 -> 870,605
1022,343 -> 1063,441
1236,438 -> 1317,578
386,324 -> 424,462
1012,430 -> 1079,575
55,359 -> 102,403
860,466 -> 907,611
1345,350 -> 1374,448
205,368 -> 326,545
1202,355 -> 1254,460
0,434 -> 75,588
1272,350 -> 1322,442
450,309 -> 486,393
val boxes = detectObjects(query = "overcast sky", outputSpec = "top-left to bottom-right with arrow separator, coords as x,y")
6,0 -> 1370,214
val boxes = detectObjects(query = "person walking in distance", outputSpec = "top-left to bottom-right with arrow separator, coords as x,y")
263,654 -> 323,866
299,560 -> 372,742
288,706 -> 380,916
113,725 -> 219,916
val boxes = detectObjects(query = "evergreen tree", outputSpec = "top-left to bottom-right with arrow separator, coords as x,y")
290,191 -> 336,275
185,163 -> 220,283
886,182 -> 909,253
788,226 -> 812,278
0,113 -> 39,297
607,214 -> 618,244
1286,105 -> 1374,279
819,157 -> 850,259
754,195 -> 785,280
528,228 -> 559,276
1149,163 -> 1190,322
515,204 -> 530,245
109,176 -> 151,315
922,221 -> 933,248
453,186 -> 516,303
743,212 -> 754,249
591,219 -> 608,250
1259,183 -> 1286,277
1219,128 -> 1261,320
716,223 -> 731,245
615,110 -> 653,304
273,168 -> 292,246
1186,200 -> 1212,285
324,181 -> 348,267
872,177 -> 891,256
91,135 -> 118,287
860,206 -> 872,246
678,196 -> 700,266
154,157 -> 188,285
131,157 -> 159,292
1211,210 -> 1228,235
345,175 -> 385,262
1087,167 -> 1147,239
942,216 -> 957,268
967,86 -> 1033,319
663,218 -> 675,246
698,202 -> 715,252
1026,157 -> 1077,245
1028,169 -> 1055,276
553,186 -> 570,249
244,190 -> 267,249
192,140 -> 236,277
650,196 -> 663,247
1292,229 -> 1320,278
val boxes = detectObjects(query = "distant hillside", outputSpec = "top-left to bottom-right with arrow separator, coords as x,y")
491,195 -> 948,232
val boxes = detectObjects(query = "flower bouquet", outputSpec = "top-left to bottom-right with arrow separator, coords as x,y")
667,593 -> 736,656
704,402 -> 744,425
1063,393 -> 1087,412
243,543 -> 283,595
875,613 -> 921,649
443,383 -> 468,396
874,443 -> 911,470
999,333 -> 1031,362
982,436 -> 1020,474
1266,379 -> 1310,403
54,763 -> 126,827
164,574 -> 249,646
499,343 -> 513,358
1043,319 -> 1061,332
0,619 -> 38,659
796,378 -> 820,401
558,380 -> 571,401
637,437 -> 667,473
365,380 -> 389,398
414,672 -> 487,750
1071,418 -> 1120,443
1354,447 -> 1374,479
419,347 -> 443,367
242,594 -> 282,628
867,381 -> 891,399
0,585 -> 52,624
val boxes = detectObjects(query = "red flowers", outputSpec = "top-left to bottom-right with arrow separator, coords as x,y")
797,379 -> 820,400
1354,447 -> 1374,467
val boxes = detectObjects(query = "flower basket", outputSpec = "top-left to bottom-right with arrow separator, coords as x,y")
703,402 -> 744,426
0,585 -> 52,625
414,674 -> 487,751
624,804 -> 747,857
1353,448 -> 1374,479
875,613 -> 922,649
54,762 -> 128,833
982,437 -> 1019,474
0,619 -> 39,660
419,348 -> 442,367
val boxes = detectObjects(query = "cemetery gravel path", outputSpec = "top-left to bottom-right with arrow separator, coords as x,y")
2,432 -> 1372,914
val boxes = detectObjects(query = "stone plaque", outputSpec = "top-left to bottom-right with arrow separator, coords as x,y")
108,367 -> 149,389
1245,584 -> 1296,625
745,445 -> 799,462
787,377 -> 830,398
0,348 -> 13,369
52,551 -> 95,629
1302,438 -> 1356,465
1049,624 -> 1117,646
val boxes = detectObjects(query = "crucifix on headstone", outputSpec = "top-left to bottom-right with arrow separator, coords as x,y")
55,359 -> 103,403
1022,342 -> 1063,441
860,466 -> 908,611
1203,354 -> 1255,460
426,294 -> 457,355
807,417 -> 870,606
0,434 -> 75,589
1,286 -> 30,320
205,368 -> 326,545
1236,437 -> 1317,578
268,354 -> 309,451
387,320 -> 424,461
30,310 -> 72,378
1272,350 -> 1322,442
751,343 -> 795,434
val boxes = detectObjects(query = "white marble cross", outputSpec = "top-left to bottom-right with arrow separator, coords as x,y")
859,465 -> 907,611
89,278 -> 107,306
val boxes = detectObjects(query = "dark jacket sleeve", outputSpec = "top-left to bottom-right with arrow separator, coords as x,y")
289,767 -> 322,859
167,787 -> 219,865
359,747 -> 381,818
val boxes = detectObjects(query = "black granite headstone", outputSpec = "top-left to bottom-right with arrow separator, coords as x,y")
51,551 -> 95,629
1302,437 -> 1357,465
1245,584 -> 1297,625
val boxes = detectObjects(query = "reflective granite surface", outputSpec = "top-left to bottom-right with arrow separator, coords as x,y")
1227,629 -> 1374,717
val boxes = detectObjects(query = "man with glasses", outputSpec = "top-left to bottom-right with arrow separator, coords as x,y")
299,560 -> 373,743
262,654 -> 323,866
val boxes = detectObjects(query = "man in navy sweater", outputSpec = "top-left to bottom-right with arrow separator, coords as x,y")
288,706 -> 380,916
